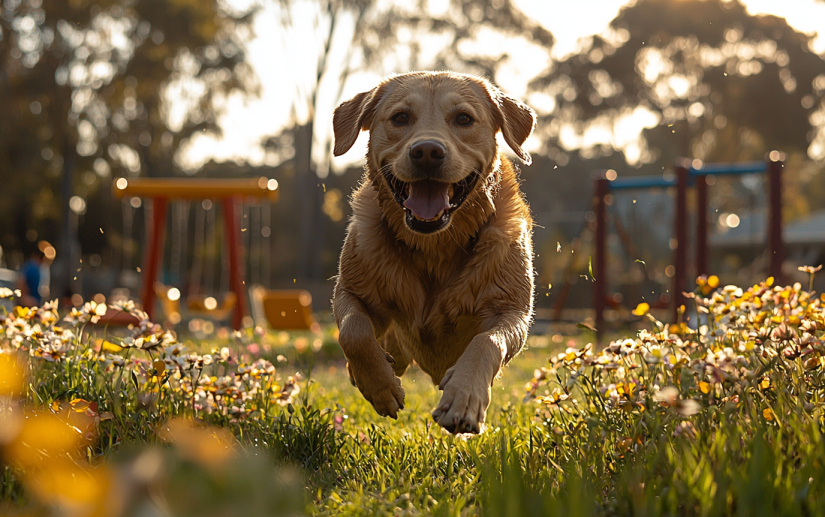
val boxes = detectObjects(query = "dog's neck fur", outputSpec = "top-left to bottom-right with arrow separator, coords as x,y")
355,150 -> 523,266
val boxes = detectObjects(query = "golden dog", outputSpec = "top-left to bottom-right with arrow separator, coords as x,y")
331,71 -> 536,434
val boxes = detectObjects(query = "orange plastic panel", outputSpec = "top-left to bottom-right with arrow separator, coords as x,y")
262,290 -> 314,330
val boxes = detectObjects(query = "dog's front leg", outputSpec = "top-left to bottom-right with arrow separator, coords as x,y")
334,289 -> 405,418
432,314 -> 528,434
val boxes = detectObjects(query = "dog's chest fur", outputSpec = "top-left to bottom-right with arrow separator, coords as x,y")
349,239 -> 497,381
337,157 -> 534,382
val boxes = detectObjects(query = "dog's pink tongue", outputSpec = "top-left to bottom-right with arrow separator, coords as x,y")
403,180 -> 450,220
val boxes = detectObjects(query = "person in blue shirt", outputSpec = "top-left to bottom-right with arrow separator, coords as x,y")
18,249 -> 44,307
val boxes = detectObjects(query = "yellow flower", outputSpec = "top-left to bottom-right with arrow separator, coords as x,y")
0,354 -> 25,396
159,418 -> 238,469
632,303 -> 650,316
153,360 -> 167,375
4,413 -> 83,468
24,458 -> 111,510
538,388 -> 570,409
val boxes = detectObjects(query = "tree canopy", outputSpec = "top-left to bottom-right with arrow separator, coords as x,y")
0,0 -> 256,272
529,0 -> 825,166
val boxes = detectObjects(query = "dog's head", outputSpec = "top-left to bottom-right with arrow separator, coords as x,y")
333,71 -> 536,235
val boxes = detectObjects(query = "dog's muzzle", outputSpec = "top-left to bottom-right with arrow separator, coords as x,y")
383,168 -> 481,234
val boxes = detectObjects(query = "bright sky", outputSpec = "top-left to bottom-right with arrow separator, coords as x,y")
178,0 -> 825,173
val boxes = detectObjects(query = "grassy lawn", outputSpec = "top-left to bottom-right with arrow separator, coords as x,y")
301,341 -> 546,428
296,345 -> 550,515
4,277 -> 825,516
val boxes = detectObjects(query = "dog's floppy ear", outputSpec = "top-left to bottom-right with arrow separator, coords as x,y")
333,87 -> 384,156
493,92 -> 537,165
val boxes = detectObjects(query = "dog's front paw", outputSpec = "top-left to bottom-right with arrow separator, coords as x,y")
432,366 -> 490,434
347,353 -> 406,419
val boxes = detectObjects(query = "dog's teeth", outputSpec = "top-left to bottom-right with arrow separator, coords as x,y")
448,184 -> 454,198
411,210 -> 446,223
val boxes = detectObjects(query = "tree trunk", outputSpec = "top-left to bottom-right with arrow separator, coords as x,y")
294,122 -> 320,280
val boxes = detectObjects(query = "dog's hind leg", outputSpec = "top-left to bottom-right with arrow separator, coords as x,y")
382,326 -> 410,377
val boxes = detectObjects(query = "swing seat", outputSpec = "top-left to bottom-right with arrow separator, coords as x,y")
186,292 -> 237,321
257,289 -> 314,330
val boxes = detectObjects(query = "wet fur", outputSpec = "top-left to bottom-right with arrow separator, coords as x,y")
331,71 -> 536,434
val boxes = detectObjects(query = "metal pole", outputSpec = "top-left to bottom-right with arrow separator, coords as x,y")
673,161 -> 689,323
696,174 -> 708,277
139,197 -> 168,322
593,172 -> 609,341
223,197 -> 247,330
767,152 -> 785,282
60,139 -> 75,299
262,202 -> 271,288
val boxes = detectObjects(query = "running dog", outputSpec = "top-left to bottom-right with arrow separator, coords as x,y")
331,71 -> 536,434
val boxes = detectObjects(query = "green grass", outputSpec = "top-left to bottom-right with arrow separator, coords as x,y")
274,346 -> 825,517
292,347 -> 548,515
5,278 -> 825,516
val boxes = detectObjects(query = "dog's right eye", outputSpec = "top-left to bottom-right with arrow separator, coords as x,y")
455,113 -> 473,126
391,112 -> 410,126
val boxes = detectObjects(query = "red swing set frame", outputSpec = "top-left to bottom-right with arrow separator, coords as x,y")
591,152 -> 784,339
113,177 -> 278,329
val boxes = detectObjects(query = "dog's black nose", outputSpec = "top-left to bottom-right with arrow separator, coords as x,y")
409,140 -> 446,169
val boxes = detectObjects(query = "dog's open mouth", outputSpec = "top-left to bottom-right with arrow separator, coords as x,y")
383,169 -> 480,234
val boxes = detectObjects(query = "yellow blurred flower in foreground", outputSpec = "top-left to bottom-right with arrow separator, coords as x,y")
4,412 -> 82,469
0,354 -> 25,396
159,417 -> 238,469
24,458 -> 111,513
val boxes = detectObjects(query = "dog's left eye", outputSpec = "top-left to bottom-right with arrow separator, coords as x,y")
455,113 -> 473,126
392,112 -> 410,125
